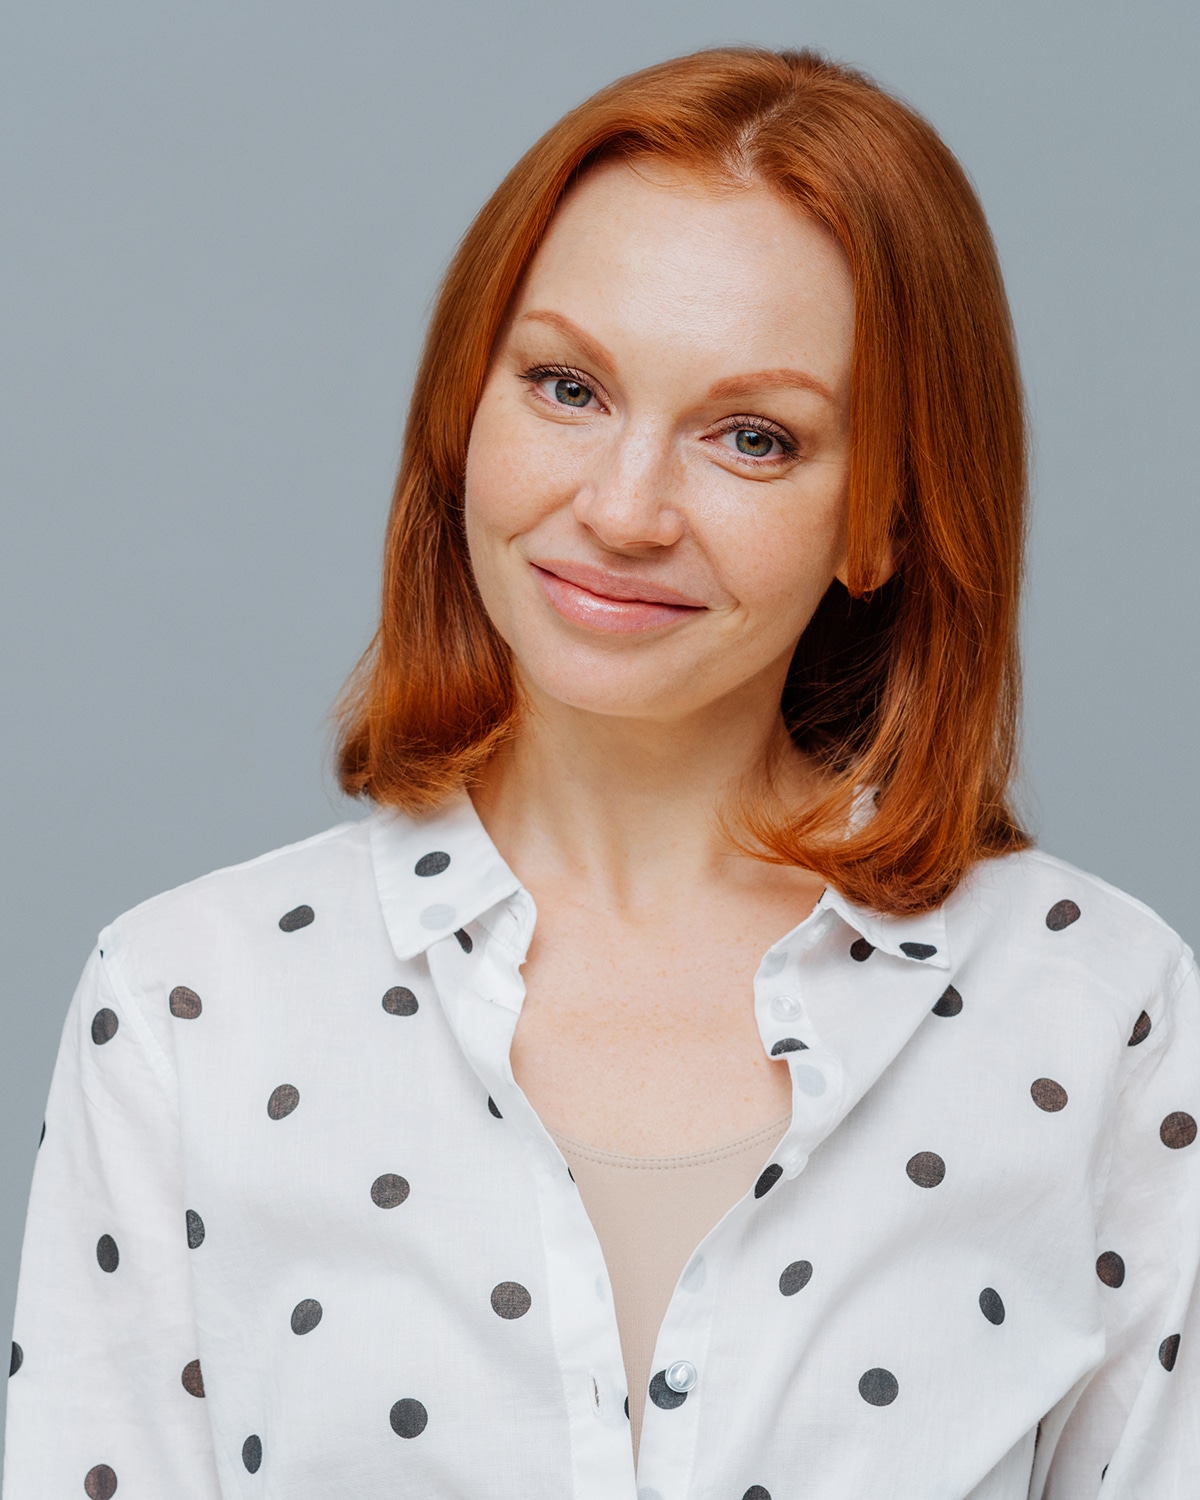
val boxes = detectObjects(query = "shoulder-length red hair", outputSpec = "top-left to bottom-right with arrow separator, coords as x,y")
336,46 -> 1030,914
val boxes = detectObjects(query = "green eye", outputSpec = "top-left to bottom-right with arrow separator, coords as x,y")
553,378 -> 592,408
733,428 -> 775,457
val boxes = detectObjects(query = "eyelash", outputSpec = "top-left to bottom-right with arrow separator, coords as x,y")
519,364 -> 799,463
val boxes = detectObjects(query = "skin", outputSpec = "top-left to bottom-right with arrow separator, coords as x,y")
465,159 -> 884,1154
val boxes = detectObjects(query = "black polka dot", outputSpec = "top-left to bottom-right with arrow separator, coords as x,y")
38,1119 -> 45,1147
490,1281 -> 532,1319
1096,1251 -> 1125,1288
390,1397 -> 428,1438
84,1464 -> 118,1500
278,904 -> 314,933
1159,1333 -> 1181,1371
382,986 -> 418,1016
91,1008 -> 119,1045
754,1163 -> 783,1198
1128,1010 -> 1152,1046
267,1084 -> 300,1120
415,851 -> 451,877
169,986 -> 202,1019
743,1489 -> 772,1500
96,1234 -> 119,1273
858,1367 -> 899,1405
648,1369 -> 687,1410
623,1395 -> 629,1419
454,928 -> 473,954
290,1298 -> 323,1334
979,1287 -> 1005,1324
371,1174 -> 410,1209
1161,1111 -> 1197,1150
567,1165 -> 575,1183
900,941 -> 937,960
906,1151 -> 945,1188
181,1358 -> 205,1397
779,1259 -> 813,1296
185,1209 -> 205,1249
9,1341 -> 22,1377
850,938 -> 874,962
242,1434 -> 263,1473
487,1095 -> 503,1119
1046,899 -> 1081,931
932,985 -> 962,1017
1031,1078 -> 1068,1112
770,1037 -> 807,1056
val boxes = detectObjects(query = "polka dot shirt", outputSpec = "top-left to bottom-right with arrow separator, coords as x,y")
5,794 -> 1200,1499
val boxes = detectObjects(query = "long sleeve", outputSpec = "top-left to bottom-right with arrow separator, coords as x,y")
3,944 -> 221,1499
1035,951 -> 1200,1498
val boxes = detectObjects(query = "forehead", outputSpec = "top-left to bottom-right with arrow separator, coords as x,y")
509,159 -> 854,376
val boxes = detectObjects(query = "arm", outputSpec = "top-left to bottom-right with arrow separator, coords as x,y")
3,944 -> 221,1498
1034,951 -> 1200,1498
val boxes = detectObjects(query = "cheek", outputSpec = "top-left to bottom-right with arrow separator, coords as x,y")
464,394 -> 578,541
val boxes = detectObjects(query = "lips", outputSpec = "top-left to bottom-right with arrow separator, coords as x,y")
530,560 -> 707,634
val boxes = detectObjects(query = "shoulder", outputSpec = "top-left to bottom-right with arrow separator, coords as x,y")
945,845 -> 1194,1039
97,817 -> 381,1004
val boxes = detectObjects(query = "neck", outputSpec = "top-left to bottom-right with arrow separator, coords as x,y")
470,677 -> 815,912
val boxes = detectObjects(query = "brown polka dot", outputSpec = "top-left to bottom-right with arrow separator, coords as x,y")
1096,1251 -> 1125,1288
90,1008 -> 119,1045
850,938 -> 874,962
390,1397 -> 428,1437
370,1174 -> 410,1209
84,1465 -> 118,1500
267,1084 -> 299,1120
1128,1010 -> 1151,1046
290,1298 -> 322,1335
932,986 -> 962,1017
906,1151 -> 945,1188
1159,1333 -> 1181,1371
382,986 -> 418,1016
1046,899 -> 1081,931
181,1358 -> 205,1397
278,904 -> 314,932
1031,1078 -> 1068,1112
168,986 -> 202,1019
83,1464 -> 117,1500
1161,1112 -> 1197,1150
490,1281 -> 532,1319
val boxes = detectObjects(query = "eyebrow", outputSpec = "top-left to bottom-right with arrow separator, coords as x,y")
516,310 -> 616,373
705,367 -> 835,404
516,310 -> 836,406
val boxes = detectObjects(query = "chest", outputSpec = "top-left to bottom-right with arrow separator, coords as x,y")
508,897 -> 798,1153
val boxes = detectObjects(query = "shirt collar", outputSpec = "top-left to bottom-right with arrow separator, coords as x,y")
370,789 -> 951,973
369,792 -> 523,961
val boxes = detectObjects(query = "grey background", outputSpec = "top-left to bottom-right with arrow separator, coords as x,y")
2,0 -> 1197,1461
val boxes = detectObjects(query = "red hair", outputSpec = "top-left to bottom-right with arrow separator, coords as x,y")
336,46 -> 1030,914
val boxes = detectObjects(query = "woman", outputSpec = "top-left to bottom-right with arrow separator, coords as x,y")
4,45 -> 1198,1500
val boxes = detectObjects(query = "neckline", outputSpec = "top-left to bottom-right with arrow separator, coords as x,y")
546,1112 -> 792,1170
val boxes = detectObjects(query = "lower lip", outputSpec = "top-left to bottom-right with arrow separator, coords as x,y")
533,566 -> 702,634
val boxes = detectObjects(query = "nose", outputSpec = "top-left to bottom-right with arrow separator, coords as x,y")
571,422 -> 685,552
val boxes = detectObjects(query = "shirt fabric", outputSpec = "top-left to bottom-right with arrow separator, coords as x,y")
549,1114 -> 792,1462
4,791 -> 1200,1500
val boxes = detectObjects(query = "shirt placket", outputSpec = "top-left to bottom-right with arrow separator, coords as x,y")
425,890 -> 639,1500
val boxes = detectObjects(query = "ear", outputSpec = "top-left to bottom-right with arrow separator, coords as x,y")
835,537 -> 897,596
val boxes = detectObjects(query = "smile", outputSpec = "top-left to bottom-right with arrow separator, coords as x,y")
530,561 -> 706,634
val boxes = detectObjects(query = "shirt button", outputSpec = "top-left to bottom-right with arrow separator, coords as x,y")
793,1062 -> 827,1097
771,993 -> 802,1020
665,1360 -> 698,1393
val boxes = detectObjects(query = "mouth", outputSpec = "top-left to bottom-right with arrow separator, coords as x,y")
530,560 -> 707,634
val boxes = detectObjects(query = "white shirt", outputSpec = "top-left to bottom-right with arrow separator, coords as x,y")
5,794 -> 1200,1500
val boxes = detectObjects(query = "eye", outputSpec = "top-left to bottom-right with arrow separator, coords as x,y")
525,366 -> 598,409
713,421 -> 796,463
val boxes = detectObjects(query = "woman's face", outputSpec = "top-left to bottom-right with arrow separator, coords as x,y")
464,159 -> 858,727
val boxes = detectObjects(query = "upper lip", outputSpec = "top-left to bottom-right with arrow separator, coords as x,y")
531,559 -> 707,608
